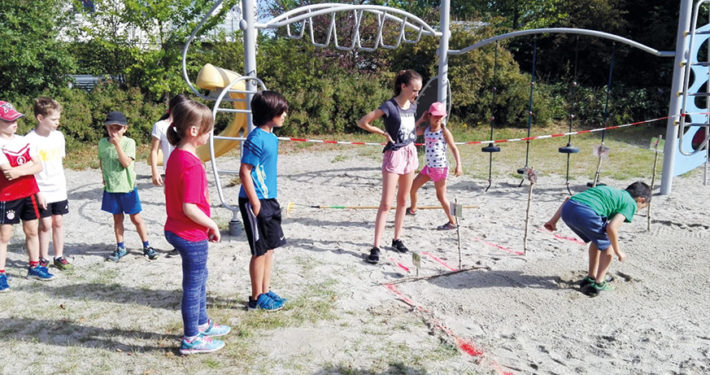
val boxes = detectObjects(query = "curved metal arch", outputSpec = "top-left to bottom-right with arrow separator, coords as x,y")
258,3 -> 441,37
209,75 -> 268,214
448,27 -> 674,57
181,0 -> 225,101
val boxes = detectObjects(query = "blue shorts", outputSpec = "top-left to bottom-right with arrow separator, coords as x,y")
560,199 -> 611,250
101,188 -> 142,215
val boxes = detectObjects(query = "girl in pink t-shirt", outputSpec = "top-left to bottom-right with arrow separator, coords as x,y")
163,100 -> 228,355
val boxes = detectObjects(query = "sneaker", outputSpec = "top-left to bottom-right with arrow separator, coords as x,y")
143,246 -> 159,260
0,273 -> 9,292
580,275 -> 613,289
108,248 -> 127,262
179,335 -> 225,355
391,239 -> 409,253
248,293 -> 283,311
199,319 -> 231,337
266,290 -> 287,304
579,276 -> 595,289
167,249 -> 179,257
39,258 -> 50,268
53,257 -> 73,270
585,281 -> 613,297
406,207 -> 416,216
27,265 -> 54,281
365,247 -> 380,264
436,222 -> 457,230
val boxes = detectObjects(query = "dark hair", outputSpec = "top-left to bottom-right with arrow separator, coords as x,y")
626,181 -> 651,203
251,91 -> 289,126
393,69 -> 422,96
158,94 -> 189,121
166,100 -> 214,146
34,97 -> 62,117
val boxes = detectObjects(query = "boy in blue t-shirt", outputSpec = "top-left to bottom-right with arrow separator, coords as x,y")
238,91 -> 288,311
545,182 -> 650,296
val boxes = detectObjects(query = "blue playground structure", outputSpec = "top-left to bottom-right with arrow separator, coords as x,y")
182,0 -> 709,223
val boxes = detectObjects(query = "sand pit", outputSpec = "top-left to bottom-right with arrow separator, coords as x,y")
1,147 -> 708,374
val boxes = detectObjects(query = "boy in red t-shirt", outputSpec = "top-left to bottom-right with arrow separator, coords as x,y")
0,101 -> 53,292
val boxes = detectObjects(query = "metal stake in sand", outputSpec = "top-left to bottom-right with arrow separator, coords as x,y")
451,199 -> 464,269
648,135 -> 663,231
523,167 -> 537,254
411,252 -> 421,277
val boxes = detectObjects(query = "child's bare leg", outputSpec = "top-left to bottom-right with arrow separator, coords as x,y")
262,249 -> 274,294
22,219 -> 40,263
249,254 -> 265,300
38,216 -> 52,259
374,171 -> 398,248
129,213 -> 149,242
434,178 -> 455,224
113,214 -> 125,243
595,249 -> 614,283
51,215 -> 65,258
0,224 -> 14,270
587,243 -> 600,279
393,172 -> 414,240
409,173 -> 429,212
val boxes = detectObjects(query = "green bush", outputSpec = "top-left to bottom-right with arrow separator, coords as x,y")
11,84 -> 165,150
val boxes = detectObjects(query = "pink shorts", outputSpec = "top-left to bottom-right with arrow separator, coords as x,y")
382,143 -> 418,175
420,165 -> 448,182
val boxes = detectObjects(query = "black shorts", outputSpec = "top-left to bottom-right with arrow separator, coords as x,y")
39,200 -> 69,218
0,195 -> 40,224
239,198 -> 286,256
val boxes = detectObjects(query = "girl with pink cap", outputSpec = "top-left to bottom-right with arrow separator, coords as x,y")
408,101 -> 463,230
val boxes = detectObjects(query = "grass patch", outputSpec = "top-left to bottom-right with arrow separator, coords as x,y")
238,278 -> 339,333
62,125 -> 666,183
450,123 -> 664,181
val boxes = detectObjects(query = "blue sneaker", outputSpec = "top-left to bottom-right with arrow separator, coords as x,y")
108,247 -> 127,262
266,290 -> 287,304
248,293 -> 283,311
27,265 -> 54,281
179,335 -> 225,355
0,273 -> 9,292
143,246 -> 159,260
199,319 -> 231,337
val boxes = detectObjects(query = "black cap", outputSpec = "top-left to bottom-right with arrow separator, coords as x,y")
104,111 -> 127,126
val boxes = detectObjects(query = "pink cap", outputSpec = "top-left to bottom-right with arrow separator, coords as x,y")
428,102 -> 447,117
0,101 -> 25,122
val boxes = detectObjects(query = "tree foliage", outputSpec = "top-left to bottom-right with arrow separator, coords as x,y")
66,0 -> 238,101
0,0 -> 76,96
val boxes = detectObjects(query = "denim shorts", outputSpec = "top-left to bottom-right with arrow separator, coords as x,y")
101,188 -> 142,215
561,199 -> 611,250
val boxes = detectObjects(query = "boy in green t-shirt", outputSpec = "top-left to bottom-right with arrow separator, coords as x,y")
544,182 -> 650,296
99,111 -> 157,262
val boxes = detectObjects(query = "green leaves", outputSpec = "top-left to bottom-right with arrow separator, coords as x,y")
0,0 -> 76,95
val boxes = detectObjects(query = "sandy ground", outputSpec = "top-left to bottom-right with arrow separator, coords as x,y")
1,147 -> 709,374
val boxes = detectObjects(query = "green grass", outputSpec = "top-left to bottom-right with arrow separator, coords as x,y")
64,125 -> 665,182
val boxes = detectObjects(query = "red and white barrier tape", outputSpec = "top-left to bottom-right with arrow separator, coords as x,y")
222,112 -> 710,147
272,114 -> 674,146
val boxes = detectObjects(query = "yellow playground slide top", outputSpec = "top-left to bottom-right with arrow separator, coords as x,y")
149,63 -> 248,165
